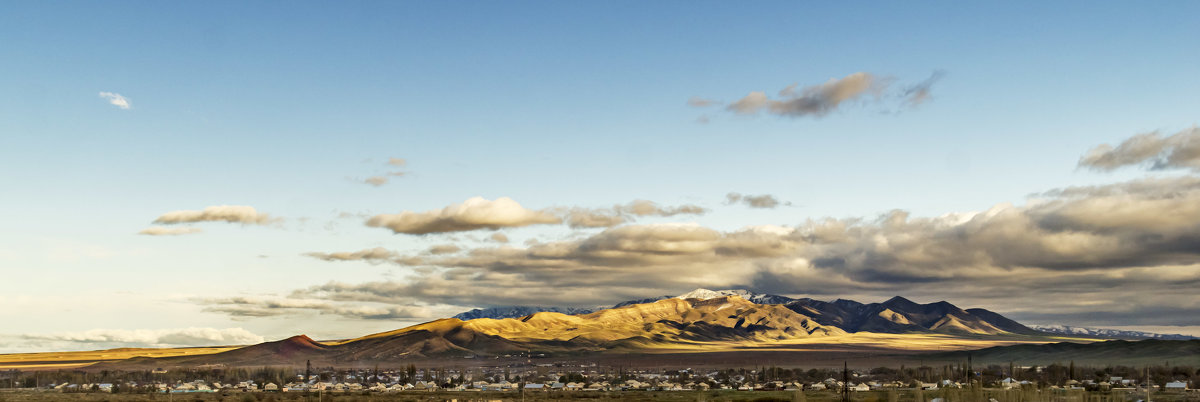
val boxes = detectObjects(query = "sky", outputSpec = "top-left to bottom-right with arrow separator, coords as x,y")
2,1 -> 1200,352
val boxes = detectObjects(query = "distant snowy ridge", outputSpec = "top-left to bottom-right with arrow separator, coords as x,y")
1031,325 -> 1197,340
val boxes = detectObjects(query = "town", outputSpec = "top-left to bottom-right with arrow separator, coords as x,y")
2,360 -> 1197,401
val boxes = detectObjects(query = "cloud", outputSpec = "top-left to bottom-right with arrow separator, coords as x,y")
152,205 -> 276,225
20,327 -> 263,348
359,156 -> 408,187
728,72 -> 882,118
366,196 -> 561,235
199,296 -> 433,320
725,192 -> 786,209
701,72 -> 941,120
686,97 -> 717,107
304,247 -> 402,264
563,200 -> 708,228
137,226 -> 203,236
427,244 -> 461,255
1079,127 -> 1200,171
283,176 -> 1200,326
900,70 -> 945,107
364,176 -> 390,187
488,233 -> 510,243
98,92 -> 131,109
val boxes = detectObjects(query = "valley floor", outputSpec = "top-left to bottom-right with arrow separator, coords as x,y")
0,333 -> 1075,371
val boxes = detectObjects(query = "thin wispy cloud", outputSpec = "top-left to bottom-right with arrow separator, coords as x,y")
362,156 -> 408,187
19,327 -> 262,348
152,205 -> 277,225
137,226 -> 203,236
1079,126 -> 1200,172
98,92 -> 131,109
725,192 -> 788,209
692,71 -> 943,120
563,200 -> 708,228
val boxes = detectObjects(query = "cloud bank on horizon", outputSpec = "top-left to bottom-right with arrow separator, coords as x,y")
189,128 -> 1200,330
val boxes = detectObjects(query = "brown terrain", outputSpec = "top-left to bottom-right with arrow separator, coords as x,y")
0,295 -> 1090,370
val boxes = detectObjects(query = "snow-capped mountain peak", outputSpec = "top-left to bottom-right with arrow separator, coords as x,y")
673,288 -> 796,305
675,288 -> 750,300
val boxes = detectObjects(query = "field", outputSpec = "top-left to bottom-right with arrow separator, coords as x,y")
0,347 -> 238,370
0,333 -> 1079,371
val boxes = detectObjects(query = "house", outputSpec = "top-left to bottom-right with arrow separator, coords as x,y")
263,383 -> 279,392
1165,381 -> 1188,391
852,383 -> 870,392
524,383 -> 546,391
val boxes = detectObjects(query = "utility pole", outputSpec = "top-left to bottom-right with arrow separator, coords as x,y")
842,361 -> 850,402
1146,365 -> 1152,402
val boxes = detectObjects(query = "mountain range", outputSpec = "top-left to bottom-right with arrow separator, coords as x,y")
458,289 -> 1034,336
458,289 -> 1192,340
1029,325 -> 1198,340
63,289 -> 1196,370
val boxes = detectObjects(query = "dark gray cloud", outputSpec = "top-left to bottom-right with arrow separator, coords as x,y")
1079,127 -> 1200,171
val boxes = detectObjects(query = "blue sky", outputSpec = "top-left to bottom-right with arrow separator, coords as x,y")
2,2 -> 1200,351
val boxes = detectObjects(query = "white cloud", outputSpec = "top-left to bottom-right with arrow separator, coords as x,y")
98,92 -> 131,110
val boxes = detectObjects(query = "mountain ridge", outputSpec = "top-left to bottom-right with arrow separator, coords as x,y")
1029,325 -> 1198,340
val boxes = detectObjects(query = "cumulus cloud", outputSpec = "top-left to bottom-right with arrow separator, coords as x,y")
137,226 -> 203,236
563,200 -> 707,228
366,196 -> 561,235
276,176 -> 1200,326
725,192 -> 787,209
387,157 -> 407,167
1079,127 -> 1200,171
488,233 -> 510,243
98,92 -> 131,109
20,327 -> 262,348
152,205 -> 276,225
698,72 -> 941,119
